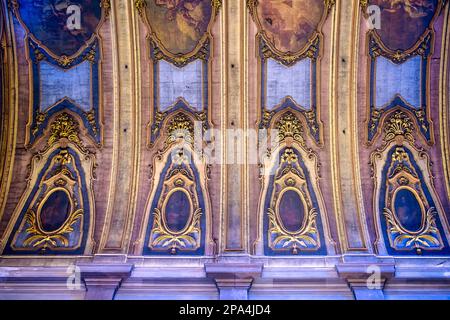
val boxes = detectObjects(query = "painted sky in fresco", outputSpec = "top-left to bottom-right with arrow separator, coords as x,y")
257,0 -> 324,53
18,0 -> 102,57
146,0 -> 212,54
371,0 -> 438,50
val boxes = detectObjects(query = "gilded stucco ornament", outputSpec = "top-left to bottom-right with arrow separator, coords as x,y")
383,111 -> 415,144
267,148 -> 321,254
275,112 -> 306,147
2,113 -> 96,254
148,151 -> 203,254
382,147 -> 444,253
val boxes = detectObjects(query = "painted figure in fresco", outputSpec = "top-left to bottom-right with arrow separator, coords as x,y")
382,0 -> 434,18
155,0 -> 209,35
40,0 -> 99,38
394,191 -> 422,232
279,191 -> 304,232
19,0 -> 102,56
165,191 -> 190,232
147,0 -> 212,54
39,191 -> 71,232
370,0 -> 437,50
154,0 -> 211,52
258,0 -> 324,53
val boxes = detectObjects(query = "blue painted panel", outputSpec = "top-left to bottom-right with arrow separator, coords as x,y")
158,59 -> 203,112
266,58 -> 311,110
375,56 -> 421,108
40,60 -> 92,112
4,147 -> 91,255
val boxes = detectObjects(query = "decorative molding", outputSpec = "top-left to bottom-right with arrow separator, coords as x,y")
366,32 -> 434,145
146,149 -> 205,254
381,147 -> 444,253
265,148 -> 322,254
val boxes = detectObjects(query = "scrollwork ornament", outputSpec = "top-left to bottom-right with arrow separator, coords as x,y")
383,111 -> 415,144
267,148 -> 321,253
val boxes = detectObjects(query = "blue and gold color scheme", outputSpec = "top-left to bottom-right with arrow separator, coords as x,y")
2,113 -> 96,255
263,147 -> 326,255
142,111 -> 209,255
148,39 -> 210,145
249,0 -> 335,146
259,111 -> 331,255
136,1 -> 221,147
362,0 -> 446,145
371,110 -> 450,256
10,0 -> 109,147
379,146 -> 448,254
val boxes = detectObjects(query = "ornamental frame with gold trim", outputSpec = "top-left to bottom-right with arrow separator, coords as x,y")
9,0 -> 110,148
136,0 -> 221,148
361,0 -> 447,146
248,0 -> 335,147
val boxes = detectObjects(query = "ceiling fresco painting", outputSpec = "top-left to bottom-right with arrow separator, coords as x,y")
361,1 -> 450,257
249,0 -> 334,146
369,0 -> 438,51
256,0 -> 326,54
14,0 -> 103,57
363,0 -> 445,144
145,0 -> 214,55
10,0 -> 109,147
139,0 -> 220,146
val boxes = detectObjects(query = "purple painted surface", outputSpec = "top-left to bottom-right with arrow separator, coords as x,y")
278,190 -> 305,233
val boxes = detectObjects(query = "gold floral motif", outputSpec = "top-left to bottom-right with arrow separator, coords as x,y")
58,55 -> 74,67
23,208 -> 83,250
166,113 -> 194,146
369,109 -> 383,135
324,0 -> 336,12
48,113 -> 82,147
275,112 -> 305,146
151,208 -> 202,254
382,146 -> 444,253
383,207 -> 440,253
268,208 -> 319,254
383,111 -> 415,144
152,39 -> 209,67
211,0 -> 222,14
268,147 -> 320,253
247,0 -> 259,18
261,34 -> 320,66
32,112 -> 47,136
84,48 -> 96,63
84,110 -> 98,136
149,158 -> 203,254
54,149 -> 72,166
360,0 -> 368,10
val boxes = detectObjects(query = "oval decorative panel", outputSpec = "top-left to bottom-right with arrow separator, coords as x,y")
163,189 -> 192,234
393,187 -> 425,233
1,113 -> 96,255
277,189 -> 306,234
38,189 -> 73,233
